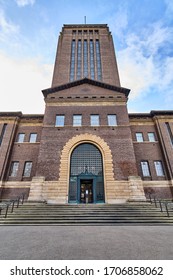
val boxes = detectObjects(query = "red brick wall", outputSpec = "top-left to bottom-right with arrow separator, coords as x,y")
52,25 -> 120,87
6,124 -> 42,181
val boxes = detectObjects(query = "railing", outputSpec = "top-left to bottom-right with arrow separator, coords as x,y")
0,193 -> 25,218
148,194 -> 173,217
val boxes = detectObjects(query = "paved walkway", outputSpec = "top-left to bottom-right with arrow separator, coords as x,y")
0,226 -> 173,259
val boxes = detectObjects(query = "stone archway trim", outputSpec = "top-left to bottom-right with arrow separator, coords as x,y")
58,133 -> 115,203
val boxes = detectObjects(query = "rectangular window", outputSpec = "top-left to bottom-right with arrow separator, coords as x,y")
108,115 -> 117,126
70,40 -> 76,82
90,40 -> 95,80
154,161 -> 164,176
95,40 -> 102,81
136,132 -> 144,142
141,161 -> 150,177
29,133 -> 37,143
90,115 -> 99,126
148,132 -> 156,142
165,122 -> 173,146
17,133 -> 25,143
83,40 -> 88,77
77,40 -> 82,79
0,123 -> 7,146
73,115 -> 82,126
55,115 -> 65,127
9,161 -> 19,177
23,161 -> 32,177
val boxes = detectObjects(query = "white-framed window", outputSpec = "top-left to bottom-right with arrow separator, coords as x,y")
73,115 -> 82,126
141,161 -> 150,177
154,161 -> 164,176
107,115 -> 117,126
136,132 -> 144,142
9,161 -> 19,177
90,115 -> 99,126
148,132 -> 156,142
17,133 -> 25,143
55,115 -> 65,127
23,161 -> 32,177
29,133 -> 37,143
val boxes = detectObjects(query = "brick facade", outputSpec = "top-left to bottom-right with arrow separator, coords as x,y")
0,24 -> 173,202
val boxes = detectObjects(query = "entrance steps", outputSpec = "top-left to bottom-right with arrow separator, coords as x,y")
0,202 -> 173,225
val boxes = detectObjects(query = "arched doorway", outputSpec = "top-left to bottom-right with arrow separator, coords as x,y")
69,143 -> 105,203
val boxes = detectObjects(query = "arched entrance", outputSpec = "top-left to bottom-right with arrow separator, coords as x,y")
69,143 -> 104,203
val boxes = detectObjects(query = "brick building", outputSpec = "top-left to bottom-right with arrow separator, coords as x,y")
0,24 -> 173,203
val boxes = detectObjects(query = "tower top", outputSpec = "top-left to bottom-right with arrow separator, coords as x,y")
52,24 -> 120,87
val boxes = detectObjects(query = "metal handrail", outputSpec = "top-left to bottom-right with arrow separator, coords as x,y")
0,193 -> 25,218
147,194 -> 173,217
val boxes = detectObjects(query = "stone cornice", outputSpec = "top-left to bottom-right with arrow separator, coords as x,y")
42,78 -> 130,98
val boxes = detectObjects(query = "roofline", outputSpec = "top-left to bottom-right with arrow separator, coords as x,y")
42,78 -> 130,97
129,110 -> 173,118
63,24 -> 108,28
0,112 -> 44,118
0,112 -> 22,117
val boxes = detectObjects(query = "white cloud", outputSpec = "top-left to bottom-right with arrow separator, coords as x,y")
0,9 -> 19,39
15,0 -> 35,7
0,51 -> 53,113
118,22 -> 173,101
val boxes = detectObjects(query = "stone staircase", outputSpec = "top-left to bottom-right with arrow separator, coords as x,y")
0,202 -> 173,225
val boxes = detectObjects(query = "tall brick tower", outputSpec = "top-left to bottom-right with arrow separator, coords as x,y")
1,24 -> 173,203
52,24 -> 120,87
28,24 -> 146,204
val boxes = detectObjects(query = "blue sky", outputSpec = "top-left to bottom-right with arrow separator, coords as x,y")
0,0 -> 173,113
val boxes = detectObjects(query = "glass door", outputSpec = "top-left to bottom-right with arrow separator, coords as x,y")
80,179 -> 93,203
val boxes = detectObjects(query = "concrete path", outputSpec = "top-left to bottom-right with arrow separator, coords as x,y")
0,226 -> 173,260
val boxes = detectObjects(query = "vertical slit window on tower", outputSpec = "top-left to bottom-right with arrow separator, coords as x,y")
165,122 -> 173,146
77,40 -> 82,80
83,40 -> 88,77
90,40 -> 95,80
0,123 -> 7,146
96,40 -> 102,81
70,40 -> 76,81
